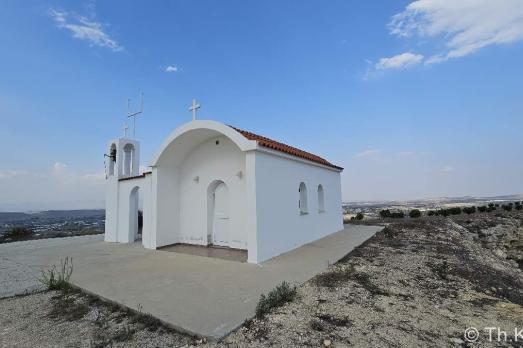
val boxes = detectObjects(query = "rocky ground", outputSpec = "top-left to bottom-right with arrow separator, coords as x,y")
1,211 -> 522,347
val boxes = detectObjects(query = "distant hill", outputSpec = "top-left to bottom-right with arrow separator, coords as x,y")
0,209 -> 105,224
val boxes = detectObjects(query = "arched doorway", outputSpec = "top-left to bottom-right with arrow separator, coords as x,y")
207,180 -> 230,247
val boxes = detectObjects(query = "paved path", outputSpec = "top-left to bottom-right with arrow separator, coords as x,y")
0,225 -> 380,339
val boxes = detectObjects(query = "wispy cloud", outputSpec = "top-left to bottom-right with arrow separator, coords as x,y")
442,165 -> 454,173
376,52 -> 424,70
0,170 -> 32,179
0,163 -> 105,207
387,0 -> 523,64
53,162 -> 68,174
353,149 -> 380,159
165,65 -> 178,73
397,151 -> 416,156
49,8 -> 123,52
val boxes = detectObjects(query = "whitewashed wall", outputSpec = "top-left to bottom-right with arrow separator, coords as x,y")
177,136 -> 248,249
151,122 -> 257,251
253,150 -> 343,263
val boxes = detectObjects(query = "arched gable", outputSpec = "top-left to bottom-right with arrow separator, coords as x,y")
150,120 -> 257,167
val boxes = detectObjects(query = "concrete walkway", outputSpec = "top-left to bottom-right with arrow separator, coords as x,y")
0,225 -> 380,339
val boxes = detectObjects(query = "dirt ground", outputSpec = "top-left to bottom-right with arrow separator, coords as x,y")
1,210 -> 522,347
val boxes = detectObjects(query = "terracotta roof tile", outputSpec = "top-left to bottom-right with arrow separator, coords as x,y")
230,126 -> 343,170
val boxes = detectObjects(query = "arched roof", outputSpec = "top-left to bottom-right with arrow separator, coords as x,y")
151,120 -> 343,171
151,120 -> 257,167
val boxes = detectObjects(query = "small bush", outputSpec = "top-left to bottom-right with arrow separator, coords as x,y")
39,257 -> 73,291
463,206 -> 476,215
478,206 -> 487,212
502,204 -> 512,211
427,210 -> 436,216
3,226 -> 33,240
448,207 -> 462,215
355,212 -> 364,220
255,281 -> 297,318
437,209 -> 449,216
379,209 -> 391,218
516,205 -> 522,211
409,209 -> 421,218
390,211 -> 405,218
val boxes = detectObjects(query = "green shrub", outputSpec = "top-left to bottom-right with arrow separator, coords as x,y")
478,206 -> 487,212
39,257 -> 73,291
390,211 -> 405,218
502,204 -> 512,211
436,209 -> 449,216
355,212 -> 364,220
427,210 -> 436,216
463,206 -> 476,215
255,281 -> 297,318
379,209 -> 391,218
3,226 -> 33,240
448,207 -> 462,215
409,209 -> 421,218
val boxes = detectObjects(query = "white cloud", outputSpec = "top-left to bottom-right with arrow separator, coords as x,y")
49,9 -> 123,52
53,162 -> 68,174
376,52 -> 424,70
389,0 -> 523,63
165,65 -> 178,73
353,149 -> 380,159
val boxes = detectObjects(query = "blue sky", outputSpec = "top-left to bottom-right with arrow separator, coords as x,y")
1,0 -> 522,210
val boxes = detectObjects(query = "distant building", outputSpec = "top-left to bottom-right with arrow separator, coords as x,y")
104,120 -> 343,263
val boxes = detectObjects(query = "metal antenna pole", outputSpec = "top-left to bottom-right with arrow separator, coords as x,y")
126,92 -> 144,138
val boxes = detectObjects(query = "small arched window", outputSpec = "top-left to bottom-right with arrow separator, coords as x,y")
123,143 -> 135,176
299,182 -> 308,215
108,144 -> 117,176
318,184 -> 325,213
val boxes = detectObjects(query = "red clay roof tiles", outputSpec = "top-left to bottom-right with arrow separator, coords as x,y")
230,126 -> 343,170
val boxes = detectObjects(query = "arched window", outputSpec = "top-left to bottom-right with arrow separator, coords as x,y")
123,143 -> 135,176
317,184 -> 325,213
108,144 -> 116,176
299,182 -> 308,214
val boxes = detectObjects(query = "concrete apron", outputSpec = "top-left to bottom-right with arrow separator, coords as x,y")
0,225 -> 381,340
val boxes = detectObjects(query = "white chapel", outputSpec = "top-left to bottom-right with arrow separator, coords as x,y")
105,117 -> 343,264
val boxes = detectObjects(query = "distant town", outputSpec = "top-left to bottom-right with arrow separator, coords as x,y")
342,194 -> 523,220
0,210 -> 104,243
1,193 -> 522,243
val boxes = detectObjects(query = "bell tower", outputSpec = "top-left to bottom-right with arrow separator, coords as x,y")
106,138 -> 140,179
104,136 -> 140,242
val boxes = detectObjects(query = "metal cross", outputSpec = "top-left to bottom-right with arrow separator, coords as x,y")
122,123 -> 129,137
189,99 -> 201,121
